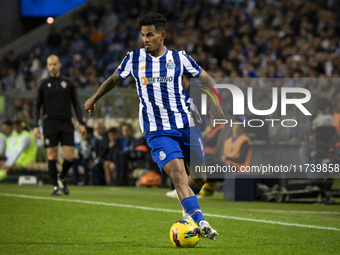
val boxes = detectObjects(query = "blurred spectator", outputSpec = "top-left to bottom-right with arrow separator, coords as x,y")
3,0 -> 340,89
74,127 -> 99,185
1,68 -> 25,91
99,4 -> 118,34
90,26 -> 105,44
115,123 -> 136,186
299,97 -> 334,178
103,127 -> 121,185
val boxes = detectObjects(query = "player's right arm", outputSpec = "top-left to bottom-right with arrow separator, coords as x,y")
85,52 -> 132,116
84,69 -> 121,116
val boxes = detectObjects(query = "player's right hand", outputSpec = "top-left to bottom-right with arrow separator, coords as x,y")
84,99 -> 95,117
33,127 -> 41,139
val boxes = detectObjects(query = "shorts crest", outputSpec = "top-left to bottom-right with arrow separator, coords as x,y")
159,151 -> 166,160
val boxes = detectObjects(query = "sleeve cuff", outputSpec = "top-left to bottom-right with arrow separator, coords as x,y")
193,68 -> 203,78
117,68 -> 125,79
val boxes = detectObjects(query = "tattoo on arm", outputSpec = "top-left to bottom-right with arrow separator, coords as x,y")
91,69 -> 121,103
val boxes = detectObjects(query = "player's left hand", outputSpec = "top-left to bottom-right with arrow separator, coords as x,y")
84,99 -> 95,117
208,105 -> 225,119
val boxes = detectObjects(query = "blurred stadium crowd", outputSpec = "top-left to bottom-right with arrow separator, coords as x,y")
1,0 -> 340,92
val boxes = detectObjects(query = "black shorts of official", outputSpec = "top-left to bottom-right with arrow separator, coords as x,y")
42,118 -> 74,148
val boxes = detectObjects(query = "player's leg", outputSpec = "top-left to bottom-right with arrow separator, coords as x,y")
162,159 -> 206,225
163,158 -> 194,200
186,162 -> 206,194
181,125 -> 207,196
43,119 -> 61,195
163,159 -> 217,239
58,120 -> 76,195
182,126 -> 219,240
59,145 -> 75,195
47,146 -> 61,195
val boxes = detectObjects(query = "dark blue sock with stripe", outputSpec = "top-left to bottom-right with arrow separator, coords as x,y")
190,186 -> 202,195
181,196 -> 205,224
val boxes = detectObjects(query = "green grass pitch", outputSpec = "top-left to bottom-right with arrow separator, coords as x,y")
0,184 -> 339,254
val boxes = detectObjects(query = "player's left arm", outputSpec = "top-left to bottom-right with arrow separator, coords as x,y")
84,69 -> 122,116
197,70 -> 225,119
181,51 -> 225,119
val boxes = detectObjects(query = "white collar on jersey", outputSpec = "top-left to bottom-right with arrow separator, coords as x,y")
145,47 -> 168,59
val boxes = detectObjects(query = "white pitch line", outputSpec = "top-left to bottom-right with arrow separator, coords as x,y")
1,193 -> 339,231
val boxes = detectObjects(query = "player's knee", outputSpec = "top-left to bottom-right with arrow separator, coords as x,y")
65,156 -> 75,162
47,152 -> 58,160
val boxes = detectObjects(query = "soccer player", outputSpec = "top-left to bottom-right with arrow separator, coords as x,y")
33,55 -> 85,195
84,13 -> 224,240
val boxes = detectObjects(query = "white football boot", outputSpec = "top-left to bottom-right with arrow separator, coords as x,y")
199,220 -> 219,240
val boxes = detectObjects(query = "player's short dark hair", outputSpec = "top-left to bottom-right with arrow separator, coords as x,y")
2,120 -> 12,126
85,127 -> 94,135
139,13 -> 167,31
107,127 -> 119,134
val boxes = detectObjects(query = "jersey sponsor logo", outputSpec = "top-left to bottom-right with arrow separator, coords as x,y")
141,77 -> 147,86
166,60 -> 175,69
60,81 -> 67,89
141,76 -> 174,85
47,83 -> 51,88
140,66 -> 146,70
159,151 -> 166,161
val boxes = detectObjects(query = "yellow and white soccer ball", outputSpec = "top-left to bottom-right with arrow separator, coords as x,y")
169,219 -> 200,248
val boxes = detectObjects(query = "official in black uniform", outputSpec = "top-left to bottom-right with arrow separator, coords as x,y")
33,54 -> 85,195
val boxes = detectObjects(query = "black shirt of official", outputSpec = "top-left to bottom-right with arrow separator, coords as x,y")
33,75 -> 83,126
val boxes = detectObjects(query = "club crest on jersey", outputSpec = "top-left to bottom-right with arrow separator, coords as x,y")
159,151 -> 166,161
47,83 -> 51,88
166,60 -> 175,69
60,81 -> 67,89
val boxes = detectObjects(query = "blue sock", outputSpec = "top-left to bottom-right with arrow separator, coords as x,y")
181,196 -> 205,224
190,186 -> 202,195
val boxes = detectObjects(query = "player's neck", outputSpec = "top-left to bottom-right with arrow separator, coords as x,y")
149,45 -> 166,58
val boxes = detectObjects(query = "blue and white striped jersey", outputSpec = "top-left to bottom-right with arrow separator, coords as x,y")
117,47 -> 202,133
